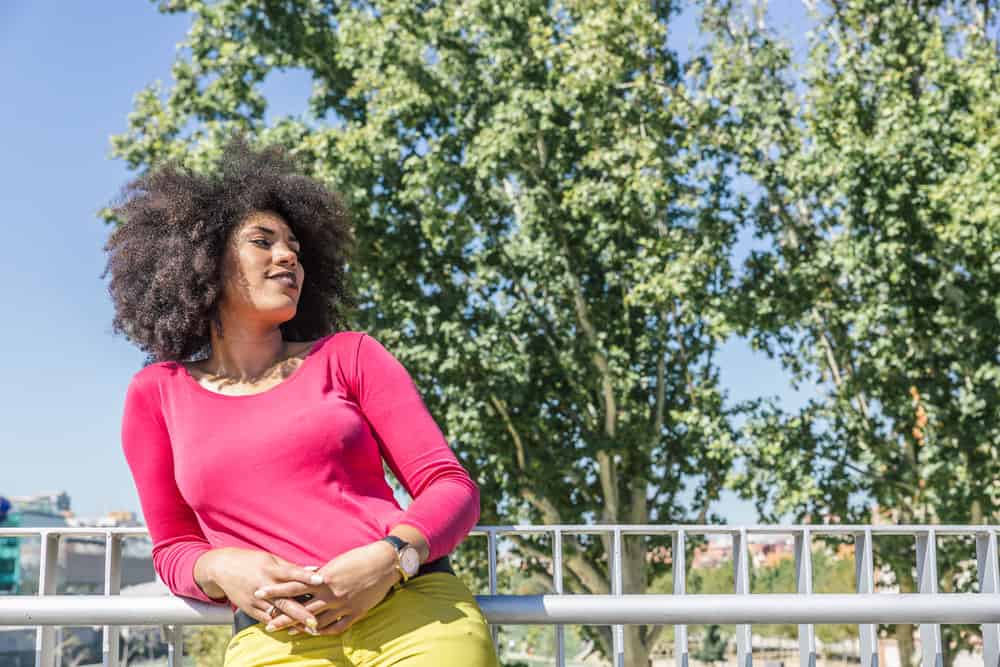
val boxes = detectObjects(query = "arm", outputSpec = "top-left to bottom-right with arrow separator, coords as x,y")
121,374 -> 227,604
353,333 -> 481,564
251,333 -> 482,633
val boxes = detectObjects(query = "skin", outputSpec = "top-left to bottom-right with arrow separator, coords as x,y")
189,210 -> 431,635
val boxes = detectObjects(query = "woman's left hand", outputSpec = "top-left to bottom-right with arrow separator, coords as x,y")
253,540 -> 401,635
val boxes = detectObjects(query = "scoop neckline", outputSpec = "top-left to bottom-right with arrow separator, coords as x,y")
178,333 -> 336,400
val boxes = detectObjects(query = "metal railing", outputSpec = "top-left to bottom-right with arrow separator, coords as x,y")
0,524 -> 998,667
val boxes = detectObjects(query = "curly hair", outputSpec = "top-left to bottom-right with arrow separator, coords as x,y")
102,130 -> 357,365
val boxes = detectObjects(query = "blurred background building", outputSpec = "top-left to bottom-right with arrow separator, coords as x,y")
0,491 -> 159,666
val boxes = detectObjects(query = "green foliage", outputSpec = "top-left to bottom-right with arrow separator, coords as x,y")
692,625 -> 727,663
107,2 -> 746,665
106,1 -> 1000,665
651,545 -> 856,648
708,0 -> 1000,527
700,0 -> 1000,662
184,625 -> 230,667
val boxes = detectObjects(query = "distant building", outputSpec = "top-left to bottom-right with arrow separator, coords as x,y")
0,496 -> 21,593
1,492 -> 155,594
1,492 -> 158,666
7,491 -> 74,528
690,533 -> 797,570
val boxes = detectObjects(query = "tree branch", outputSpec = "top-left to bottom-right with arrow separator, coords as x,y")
644,624 -> 668,654
489,393 -> 527,470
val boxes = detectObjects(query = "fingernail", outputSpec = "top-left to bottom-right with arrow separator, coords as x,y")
305,617 -> 318,629
288,629 -> 299,636
265,624 -> 276,632
253,590 -> 267,598
304,565 -> 319,571
304,626 -> 319,636
310,574 -> 324,585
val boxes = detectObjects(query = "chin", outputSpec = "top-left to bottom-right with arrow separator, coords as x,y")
257,301 -> 298,320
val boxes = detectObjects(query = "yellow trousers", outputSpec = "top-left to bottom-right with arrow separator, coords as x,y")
223,572 -> 500,666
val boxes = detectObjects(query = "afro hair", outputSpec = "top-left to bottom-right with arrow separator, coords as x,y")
102,130 -> 357,365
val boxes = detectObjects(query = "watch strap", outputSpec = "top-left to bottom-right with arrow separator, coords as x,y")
381,535 -> 408,551
380,536 -> 412,582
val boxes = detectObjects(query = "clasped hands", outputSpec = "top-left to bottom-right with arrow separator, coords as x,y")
211,540 -> 401,637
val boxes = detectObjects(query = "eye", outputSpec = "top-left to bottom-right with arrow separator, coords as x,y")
252,238 -> 299,255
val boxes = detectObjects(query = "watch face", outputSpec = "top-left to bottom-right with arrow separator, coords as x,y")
400,546 -> 420,576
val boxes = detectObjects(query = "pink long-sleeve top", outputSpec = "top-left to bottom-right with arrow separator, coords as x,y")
120,330 -> 480,604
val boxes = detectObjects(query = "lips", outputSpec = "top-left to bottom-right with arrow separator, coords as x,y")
268,272 -> 298,289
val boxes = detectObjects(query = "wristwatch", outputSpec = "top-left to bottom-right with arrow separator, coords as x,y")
381,535 -> 420,583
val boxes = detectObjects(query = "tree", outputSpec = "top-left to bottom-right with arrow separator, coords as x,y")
104,1 -> 746,665
185,625 -> 230,667
692,625 -> 727,664
697,1 -> 1000,664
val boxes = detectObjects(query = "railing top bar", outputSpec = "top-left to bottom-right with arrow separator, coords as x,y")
0,527 -> 149,537
467,524 -> 998,537
4,594 -> 1000,627
1,524 -> 994,539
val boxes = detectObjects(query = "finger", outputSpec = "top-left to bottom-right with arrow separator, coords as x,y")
270,560 -> 325,586
263,597 -> 318,632
253,580 -> 317,599
252,599 -> 292,629
283,601 -> 343,636
251,598 -> 281,618
317,613 -> 354,636
312,608 -> 344,630
304,598 -> 331,614
242,604 -> 276,626
261,598 -> 331,632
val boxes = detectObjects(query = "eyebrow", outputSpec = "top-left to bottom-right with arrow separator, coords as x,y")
249,225 -> 299,244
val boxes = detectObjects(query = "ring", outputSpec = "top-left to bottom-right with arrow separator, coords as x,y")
266,604 -> 279,618
294,593 -> 314,603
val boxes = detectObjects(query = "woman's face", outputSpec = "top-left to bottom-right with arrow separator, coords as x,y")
216,210 -> 306,326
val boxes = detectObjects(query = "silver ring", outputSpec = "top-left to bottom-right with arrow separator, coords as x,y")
266,604 -> 279,618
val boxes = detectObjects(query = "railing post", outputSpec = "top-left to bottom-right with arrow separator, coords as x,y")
673,529 -> 688,667
734,528 -> 752,667
855,529 -> 878,667
915,530 -> 943,667
103,532 -> 122,667
794,528 -> 816,667
164,624 -> 184,666
976,529 -> 1000,667
487,528 -> 498,648
36,532 -> 59,667
553,528 -> 565,667
611,527 -> 624,667
7,521 -> 1000,667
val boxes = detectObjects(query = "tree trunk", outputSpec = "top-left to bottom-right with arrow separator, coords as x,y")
622,522 -> 652,667
898,623 -> 915,667
897,565 -> 916,667
942,642 -> 957,667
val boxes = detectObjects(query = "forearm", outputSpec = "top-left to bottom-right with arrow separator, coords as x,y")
391,476 -> 480,563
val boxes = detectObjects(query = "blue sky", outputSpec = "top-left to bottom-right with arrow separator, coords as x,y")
0,2 -> 813,524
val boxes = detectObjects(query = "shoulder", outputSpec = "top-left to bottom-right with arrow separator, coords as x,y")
321,329 -> 375,359
130,359 -> 184,386
125,360 -> 188,406
321,331 -> 404,388
333,330 -> 401,364
306,330 -> 367,379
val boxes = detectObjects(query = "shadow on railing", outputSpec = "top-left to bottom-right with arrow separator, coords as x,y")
0,524 -> 997,667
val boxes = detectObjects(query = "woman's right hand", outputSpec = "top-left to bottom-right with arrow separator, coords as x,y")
194,547 -> 324,631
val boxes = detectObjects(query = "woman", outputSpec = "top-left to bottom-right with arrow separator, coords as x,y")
103,131 -> 500,666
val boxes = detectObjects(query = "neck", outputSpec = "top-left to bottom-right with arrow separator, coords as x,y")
205,320 -> 287,380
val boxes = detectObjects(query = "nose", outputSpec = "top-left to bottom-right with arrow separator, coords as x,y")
274,241 -> 298,267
